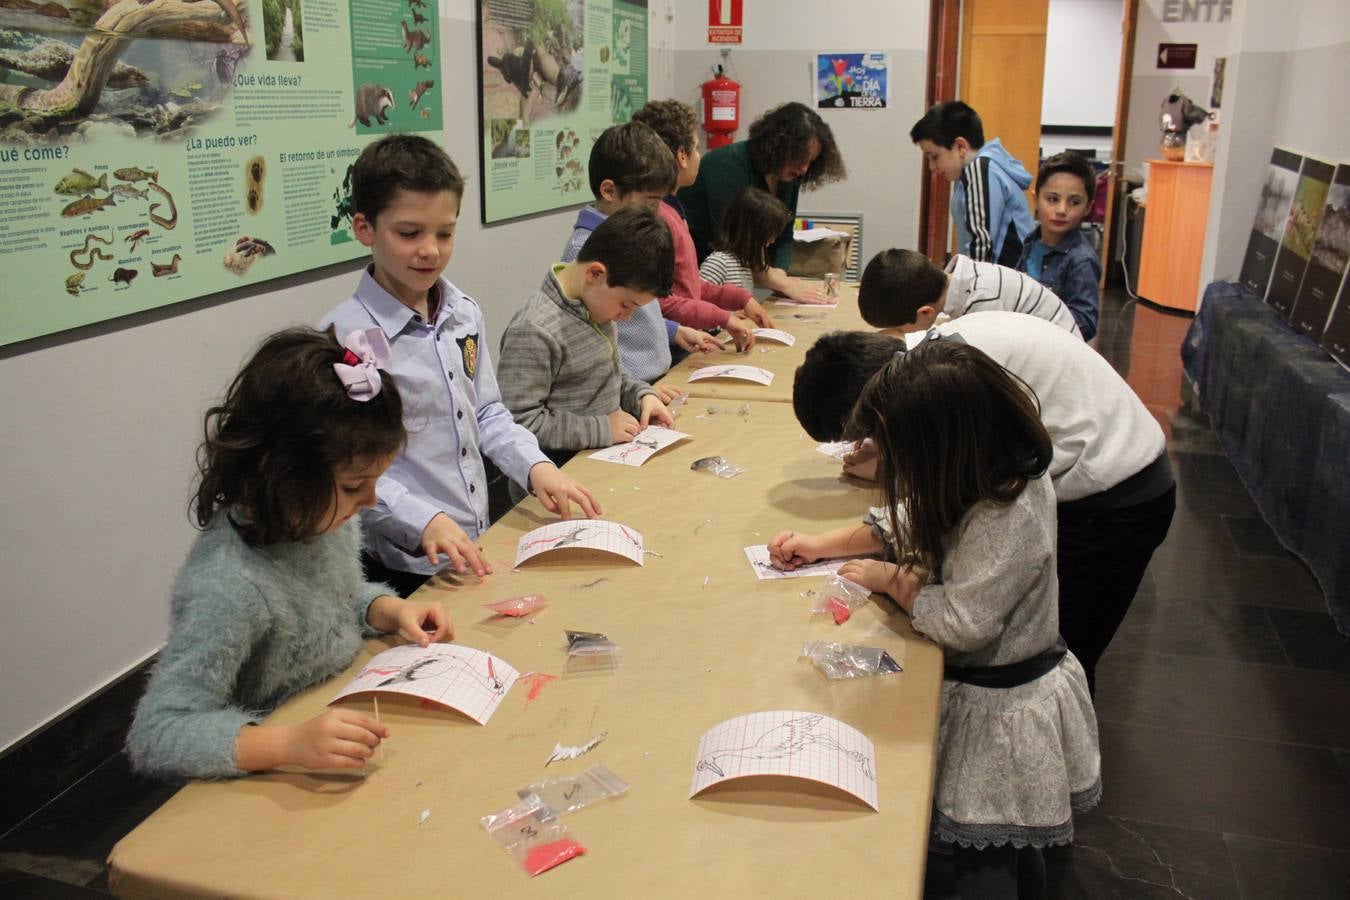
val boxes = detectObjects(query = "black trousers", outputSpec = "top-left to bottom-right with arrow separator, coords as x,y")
1057,484 -> 1177,694
953,845 -> 1046,899
361,551 -> 430,599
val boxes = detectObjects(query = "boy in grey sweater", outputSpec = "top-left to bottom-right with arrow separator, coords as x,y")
499,205 -> 676,464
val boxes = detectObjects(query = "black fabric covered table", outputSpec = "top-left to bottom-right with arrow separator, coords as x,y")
1182,282 -> 1350,635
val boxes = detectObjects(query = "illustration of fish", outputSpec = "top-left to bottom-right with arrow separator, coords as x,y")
400,20 -> 431,52
124,228 -> 150,252
151,254 -> 182,277
65,272 -> 85,296
413,53 -> 430,69
110,183 -> 148,201
113,166 -> 158,183
61,194 -> 116,218
54,169 -> 107,195
409,79 -> 434,109
109,267 -> 138,286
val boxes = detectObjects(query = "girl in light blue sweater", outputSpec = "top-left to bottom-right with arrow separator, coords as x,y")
128,327 -> 452,779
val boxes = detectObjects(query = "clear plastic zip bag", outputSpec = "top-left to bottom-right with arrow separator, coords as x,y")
800,640 -> 904,680
481,795 -> 587,876
517,763 -> 630,821
811,573 -> 873,624
691,455 -> 745,479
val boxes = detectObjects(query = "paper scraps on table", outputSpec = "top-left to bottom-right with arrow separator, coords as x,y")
815,440 -> 853,460
744,544 -> 844,580
514,519 -> 645,568
752,328 -> 797,346
332,643 -> 518,725
689,710 -> 878,811
687,364 -> 774,385
420,809 -> 431,825
546,731 -> 608,766
587,426 -> 690,467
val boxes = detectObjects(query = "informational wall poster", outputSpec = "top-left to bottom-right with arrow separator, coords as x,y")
814,52 -> 889,111
1239,148 -> 1302,302
0,0 -> 442,347
1293,164 -> 1350,342
477,0 -> 648,224
1268,157 -> 1333,322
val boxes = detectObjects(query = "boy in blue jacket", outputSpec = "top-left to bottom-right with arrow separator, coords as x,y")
1016,152 -> 1103,340
911,100 -> 1035,267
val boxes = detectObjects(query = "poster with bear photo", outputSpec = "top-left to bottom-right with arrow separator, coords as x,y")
477,0 -> 648,223
0,0 -> 442,347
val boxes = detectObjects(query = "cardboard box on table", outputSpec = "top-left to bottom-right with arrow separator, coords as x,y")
109,400 -> 942,899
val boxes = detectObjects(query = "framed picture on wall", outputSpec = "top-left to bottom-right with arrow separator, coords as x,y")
476,0 -> 649,224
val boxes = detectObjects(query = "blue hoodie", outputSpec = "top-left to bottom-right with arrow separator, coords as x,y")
952,138 -> 1036,268
562,205 -> 675,383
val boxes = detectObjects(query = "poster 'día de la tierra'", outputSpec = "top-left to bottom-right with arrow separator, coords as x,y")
0,0 -> 442,347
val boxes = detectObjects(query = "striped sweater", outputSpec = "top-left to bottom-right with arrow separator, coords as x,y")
944,254 -> 1082,338
698,251 -> 755,292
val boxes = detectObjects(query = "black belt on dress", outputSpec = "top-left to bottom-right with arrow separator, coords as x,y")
943,638 -> 1068,689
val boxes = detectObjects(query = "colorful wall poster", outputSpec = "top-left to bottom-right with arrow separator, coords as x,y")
1238,147 -> 1302,302
477,0 -> 648,224
1291,164 -> 1350,342
814,52 -> 889,111
1269,157 -> 1333,321
0,0 -> 442,347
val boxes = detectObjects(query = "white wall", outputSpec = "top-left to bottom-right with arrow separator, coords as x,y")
668,0 -> 930,261
1042,0 -> 1123,128
1197,0 -> 1350,292
0,1 -> 677,752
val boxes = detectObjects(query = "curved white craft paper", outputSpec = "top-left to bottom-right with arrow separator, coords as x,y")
689,710 -> 878,811
744,544 -> 844,580
331,643 -> 518,725
687,365 -> 774,385
587,426 -> 690,467
752,328 -> 797,346
514,518 -> 645,567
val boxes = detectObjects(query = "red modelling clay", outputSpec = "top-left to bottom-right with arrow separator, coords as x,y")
520,672 -> 558,701
523,838 -> 586,875
826,596 -> 851,625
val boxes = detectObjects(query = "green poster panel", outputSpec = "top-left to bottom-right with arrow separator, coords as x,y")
0,0 -> 443,347
477,0 -> 648,224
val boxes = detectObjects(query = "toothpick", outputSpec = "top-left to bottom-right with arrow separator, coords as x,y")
374,696 -> 386,763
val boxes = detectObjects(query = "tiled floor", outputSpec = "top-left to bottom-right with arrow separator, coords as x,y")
2,291 -> 1347,898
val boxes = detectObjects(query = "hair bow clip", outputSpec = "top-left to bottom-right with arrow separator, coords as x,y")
333,328 -> 392,401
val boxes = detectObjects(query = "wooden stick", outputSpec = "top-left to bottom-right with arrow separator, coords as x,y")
373,696 -> 386,763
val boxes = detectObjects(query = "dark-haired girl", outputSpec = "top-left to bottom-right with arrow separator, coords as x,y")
698,187 -> 792,294
679,101 -> 846,303
768,340 -> 1099,899
128,328 -> 451,779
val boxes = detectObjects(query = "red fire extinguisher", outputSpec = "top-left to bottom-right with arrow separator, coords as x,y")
702,65 -> 740,149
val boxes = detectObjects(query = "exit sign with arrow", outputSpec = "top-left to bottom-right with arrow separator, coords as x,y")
1158,43 -> 1198,69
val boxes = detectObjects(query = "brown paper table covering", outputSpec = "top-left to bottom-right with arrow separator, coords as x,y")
109,400 -> 941,898
667,281 -> 868,403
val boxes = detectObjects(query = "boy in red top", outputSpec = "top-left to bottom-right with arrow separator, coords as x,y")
632,99 -> 774,351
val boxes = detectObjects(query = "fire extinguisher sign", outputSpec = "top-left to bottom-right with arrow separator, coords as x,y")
708,0 -> 743,44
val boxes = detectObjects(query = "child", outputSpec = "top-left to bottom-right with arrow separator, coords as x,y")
771,339 -> 1100,896
699,187 -> 793,295
127,328 -> 453,779
791,313 -> 1175,694
1017,152 -> 1103,340
631,99 -> 773,350
322,135 -> 598,599
858,247 -> 1080,337
499,205 -> 676,467
911,100 -> 1035,267
563,120 -> 720,385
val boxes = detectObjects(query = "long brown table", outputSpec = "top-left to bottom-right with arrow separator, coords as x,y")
110,292 -> 943,898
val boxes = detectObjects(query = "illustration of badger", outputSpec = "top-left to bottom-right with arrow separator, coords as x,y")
350,84 -> 395,127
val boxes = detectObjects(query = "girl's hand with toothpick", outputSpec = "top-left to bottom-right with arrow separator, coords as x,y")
233,709 -> 387,772
367,596 -> 453,646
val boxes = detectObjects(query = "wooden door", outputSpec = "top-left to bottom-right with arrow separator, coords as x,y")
959,0 -> 1050,201
1100,0 -> 1139,283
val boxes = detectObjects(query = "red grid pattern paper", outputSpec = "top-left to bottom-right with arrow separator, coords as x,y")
331,643 -> 518,725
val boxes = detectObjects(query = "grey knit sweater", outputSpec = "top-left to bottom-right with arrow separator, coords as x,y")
126,514 -> 391,779
498,268 -> 656,451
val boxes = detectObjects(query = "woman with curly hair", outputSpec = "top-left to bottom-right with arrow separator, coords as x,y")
679,101 -> 846,303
